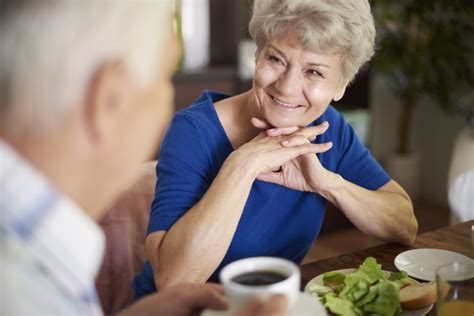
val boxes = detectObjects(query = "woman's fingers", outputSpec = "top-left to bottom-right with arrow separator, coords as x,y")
280,135 -> 309,147
251,116 -> 301,138
245,126 -> 332,174
267,121 -> 329,141
283,122 -> 329,145
266,126 -> 299,136
292,142 -> 333,156
262,142 -> 332,172
251,118 -> 329,146
297,121 -> 329,138
280,133 -> 333,150
251,117 -> 272,129
257,171 -> 284,185
258,136 -> 332,160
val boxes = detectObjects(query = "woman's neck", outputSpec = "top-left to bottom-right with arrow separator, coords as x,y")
215,89 -> 262,149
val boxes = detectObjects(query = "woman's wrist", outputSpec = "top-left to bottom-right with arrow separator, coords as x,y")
313,171 -> 344,201
224,150 -> 260,179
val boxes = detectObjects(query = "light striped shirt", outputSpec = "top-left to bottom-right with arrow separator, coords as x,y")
0,140 -> 105,315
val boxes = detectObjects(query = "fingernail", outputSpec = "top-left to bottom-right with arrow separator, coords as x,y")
282,140 -> 290,146
322,121 -> 329,127
326,142 -> 333,147
268,128 -> 276,133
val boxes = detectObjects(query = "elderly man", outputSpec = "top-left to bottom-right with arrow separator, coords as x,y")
0,1 -> 286,315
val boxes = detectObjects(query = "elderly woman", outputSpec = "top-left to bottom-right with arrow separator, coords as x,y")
133,0 -> 418,297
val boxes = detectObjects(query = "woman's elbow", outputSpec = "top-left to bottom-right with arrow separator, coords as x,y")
383,204 -> 418,245
395,195 -> 418,245
399,214 -> 418,245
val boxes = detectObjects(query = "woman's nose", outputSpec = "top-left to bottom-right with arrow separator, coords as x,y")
274,68 -> 301,96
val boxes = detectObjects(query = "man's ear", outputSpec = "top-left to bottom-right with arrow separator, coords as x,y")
333,82 -> 348,102
83,60 -> 129,144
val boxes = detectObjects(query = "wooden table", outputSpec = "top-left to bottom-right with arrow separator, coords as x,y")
300,220 -> 473,315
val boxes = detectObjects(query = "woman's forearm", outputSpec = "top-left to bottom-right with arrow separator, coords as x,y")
148,131 -> 328,289
152,153 -> 258,289
320,175 -> 418,245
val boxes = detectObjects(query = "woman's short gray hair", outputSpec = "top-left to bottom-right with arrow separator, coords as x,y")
249,0 -> 375,85
0,0 -> 172,137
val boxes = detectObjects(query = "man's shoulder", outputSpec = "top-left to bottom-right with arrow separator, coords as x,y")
0,233 -> 84,314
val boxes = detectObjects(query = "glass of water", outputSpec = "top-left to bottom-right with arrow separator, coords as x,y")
436,261 -> 474,316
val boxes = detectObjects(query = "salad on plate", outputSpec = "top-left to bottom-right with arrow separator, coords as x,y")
305,257 -> 434,316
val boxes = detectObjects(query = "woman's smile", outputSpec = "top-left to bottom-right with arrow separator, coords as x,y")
270,95 -> 303,109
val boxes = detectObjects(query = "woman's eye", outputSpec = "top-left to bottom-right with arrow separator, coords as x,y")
267,54 -> 283,65
307,69 -> 324,78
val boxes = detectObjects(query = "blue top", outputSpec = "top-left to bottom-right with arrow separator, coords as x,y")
132,90 -> 390,298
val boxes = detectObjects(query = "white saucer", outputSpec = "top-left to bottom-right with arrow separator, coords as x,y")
394,248 -> 473,281
201,292 -> 327,316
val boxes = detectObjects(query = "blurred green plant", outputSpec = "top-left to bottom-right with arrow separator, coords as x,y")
373,0 -> 474,154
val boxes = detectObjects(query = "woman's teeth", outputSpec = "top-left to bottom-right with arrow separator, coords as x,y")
272,96 -> 299,108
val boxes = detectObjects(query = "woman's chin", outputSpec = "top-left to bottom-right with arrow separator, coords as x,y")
264,116 -> 305,128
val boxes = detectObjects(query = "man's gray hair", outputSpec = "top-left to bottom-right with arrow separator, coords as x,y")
0,0 -> 172,137
249,0 -> 375,86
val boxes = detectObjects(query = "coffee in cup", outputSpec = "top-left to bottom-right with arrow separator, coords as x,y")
220,257 -> 300,311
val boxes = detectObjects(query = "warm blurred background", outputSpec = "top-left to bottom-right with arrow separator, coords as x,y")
167,0 -> 473,261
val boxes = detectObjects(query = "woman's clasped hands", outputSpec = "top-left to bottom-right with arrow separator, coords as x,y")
242,117 -> 340,194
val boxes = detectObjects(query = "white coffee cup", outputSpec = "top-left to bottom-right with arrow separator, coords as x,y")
220,257 -> 301,311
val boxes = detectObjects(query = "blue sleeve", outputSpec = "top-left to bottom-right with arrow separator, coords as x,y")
146,114 -> 211,234
334,113 -> 390,190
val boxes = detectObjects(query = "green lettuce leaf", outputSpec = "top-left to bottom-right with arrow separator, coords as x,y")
339,274 -> 369,302
356,257 -> 385,284
307,283 -> 334,296
355,285 -> 379,308
325,293 -> 362,316
389,271 -> 418,288
388,271 -> 408,281
362,280 -> 402,316
323,272 -> 346,285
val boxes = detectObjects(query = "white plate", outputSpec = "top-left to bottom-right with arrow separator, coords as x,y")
201,292 -> 327,316
304,268 -> 433,316
394,248 -> 473,281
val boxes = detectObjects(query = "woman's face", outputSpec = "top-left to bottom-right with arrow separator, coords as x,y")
253,33 -> 347,128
